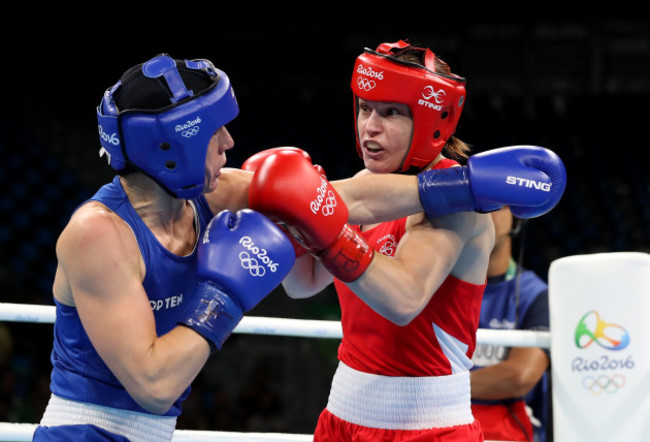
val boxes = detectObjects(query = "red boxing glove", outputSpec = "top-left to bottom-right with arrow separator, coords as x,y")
243,147 -> 313,258
248,150 -> 374,282
242,146 -> 311,172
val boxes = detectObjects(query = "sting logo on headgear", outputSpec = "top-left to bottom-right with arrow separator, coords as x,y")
96,54 -> 239,199
421,86 -> 446,108
351,40 -> 466,172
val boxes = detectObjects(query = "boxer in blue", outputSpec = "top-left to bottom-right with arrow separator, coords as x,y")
32,54 -> 297,441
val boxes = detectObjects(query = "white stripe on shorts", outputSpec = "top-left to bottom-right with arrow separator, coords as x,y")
39,394 -> 177,442
326,361 -> 474,430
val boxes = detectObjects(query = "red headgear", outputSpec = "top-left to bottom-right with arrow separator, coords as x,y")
351,40 -> 466,172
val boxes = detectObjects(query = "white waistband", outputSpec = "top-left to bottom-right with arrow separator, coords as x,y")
40,394 -> 177,442
326,361 -> 474,430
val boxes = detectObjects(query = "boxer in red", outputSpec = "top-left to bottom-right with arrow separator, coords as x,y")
247,40 -> 565,441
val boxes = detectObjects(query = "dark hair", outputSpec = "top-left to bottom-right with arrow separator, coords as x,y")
392,46 -> 471,161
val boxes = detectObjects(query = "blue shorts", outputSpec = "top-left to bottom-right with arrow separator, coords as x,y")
33,424 -> 131,441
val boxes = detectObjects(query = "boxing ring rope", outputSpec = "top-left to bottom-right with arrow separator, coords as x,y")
0,302 -> 551,348
0,301 -> 548,441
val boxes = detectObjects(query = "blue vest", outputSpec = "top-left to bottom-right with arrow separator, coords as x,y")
49,176 -> 214,416
472,261 -> 550,441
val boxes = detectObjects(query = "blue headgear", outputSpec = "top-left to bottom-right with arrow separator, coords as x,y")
96,54 -> 239,199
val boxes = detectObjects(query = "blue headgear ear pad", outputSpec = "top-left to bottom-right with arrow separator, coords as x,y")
96,54 -> 239,199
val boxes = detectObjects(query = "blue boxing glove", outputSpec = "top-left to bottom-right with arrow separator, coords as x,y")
179,209 -> 295,351
417,145 -> 566,219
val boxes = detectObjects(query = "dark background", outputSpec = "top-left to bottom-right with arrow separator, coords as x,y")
1,11 -> 649,435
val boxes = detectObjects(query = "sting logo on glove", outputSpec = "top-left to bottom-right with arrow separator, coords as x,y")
505,176 -> 552,192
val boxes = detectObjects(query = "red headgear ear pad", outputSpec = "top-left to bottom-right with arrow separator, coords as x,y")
351,41 -> 466,172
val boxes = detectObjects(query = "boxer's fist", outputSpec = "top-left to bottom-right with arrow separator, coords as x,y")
242,147 -> 315,257
242,147 -> 311,172
417,145 -> 566,219
248,150 -> 373,282
197,209 -> 295,310
179,209 -> 295,351
248,150 -> 348,251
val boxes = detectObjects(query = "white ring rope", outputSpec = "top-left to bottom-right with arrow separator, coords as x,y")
0,302 -> 550,348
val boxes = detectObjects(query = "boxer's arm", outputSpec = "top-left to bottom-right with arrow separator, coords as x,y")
471,347 -> 549,399
241,147 -> 425,227
281,254 -> 334,299
179,209 -> 295,351
331,173 -> 422,226
249,151 -> 493,323
203,167 -> 253,214
237,146 -> 538,229
56,204 -> 211,415
239,145 -> 566,230
336,146 -> 566,224
248,150 -> 374,283
346,210 -> 493,326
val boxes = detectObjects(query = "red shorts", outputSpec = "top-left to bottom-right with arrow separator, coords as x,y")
471,401 -> 533,442
313,408 -> 484,442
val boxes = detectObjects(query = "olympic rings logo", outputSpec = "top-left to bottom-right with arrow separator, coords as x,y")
356,77 -> 376,92
310,176 -> 338,216
582,374 -> 626,394
181,126 -> 200,138
239,251 -> 266,277
175,117 -> 202,138
321,191 -> 337,216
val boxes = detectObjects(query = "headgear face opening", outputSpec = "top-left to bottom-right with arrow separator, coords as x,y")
96,54 -> 239,199
350,40 -> 466,172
